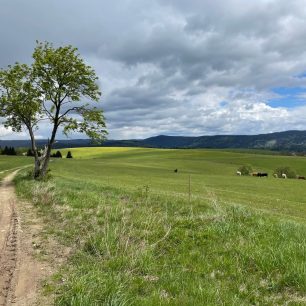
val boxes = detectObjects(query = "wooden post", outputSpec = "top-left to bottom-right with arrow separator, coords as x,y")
189,174 -> 191,204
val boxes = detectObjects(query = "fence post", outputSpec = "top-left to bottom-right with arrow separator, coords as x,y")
189,174 -> 191,204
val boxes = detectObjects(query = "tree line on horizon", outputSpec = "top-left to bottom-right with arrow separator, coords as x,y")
27,149 -> 73,159
0,145 -> 73,158
0,146 -> 17,155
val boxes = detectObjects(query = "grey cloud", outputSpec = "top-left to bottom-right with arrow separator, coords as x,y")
2,0 -> 306,140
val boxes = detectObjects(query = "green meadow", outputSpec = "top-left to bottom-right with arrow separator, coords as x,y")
57,147 -> 306,222
10,148 -> 306,305
0,155 -> 31,179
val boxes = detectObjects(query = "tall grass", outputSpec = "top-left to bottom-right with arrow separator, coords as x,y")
15,172 -> 306,305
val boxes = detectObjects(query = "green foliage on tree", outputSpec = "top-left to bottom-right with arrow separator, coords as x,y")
238,165 -> 253,176
274,166 -> 296,179
0,41 -> 107,179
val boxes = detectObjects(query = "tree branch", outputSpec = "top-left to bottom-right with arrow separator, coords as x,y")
42,100 -> 54,120
58,106 -> 83,121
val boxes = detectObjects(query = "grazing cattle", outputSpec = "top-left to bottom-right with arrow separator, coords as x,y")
282,173 -> 287,179
174,169 -> 178,173
298,176 -> 305,180
274,173 -> 278,178
257,172 -> 268,177
236,171 -> 242,176
252,172 -> 258,177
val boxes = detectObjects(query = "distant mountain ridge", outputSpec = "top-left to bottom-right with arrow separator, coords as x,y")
2,130 -> 306,152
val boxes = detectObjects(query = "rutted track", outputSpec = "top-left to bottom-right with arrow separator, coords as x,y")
0,172 -> 19,305
0,169 -> 53,306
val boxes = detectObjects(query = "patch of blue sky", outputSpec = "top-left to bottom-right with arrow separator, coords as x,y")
295,72 -> 306,79
273,87 -> 306,95
267,87 -> 306,108
219,101 -> 228,107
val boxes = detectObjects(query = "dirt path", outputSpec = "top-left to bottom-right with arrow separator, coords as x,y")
0,171 -> 51,306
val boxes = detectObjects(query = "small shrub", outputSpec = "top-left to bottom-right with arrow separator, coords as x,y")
238,165 -> 253,176
274,166 -> 296,179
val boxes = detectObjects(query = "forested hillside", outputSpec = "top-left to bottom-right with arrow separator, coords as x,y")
3,130 -> 306,151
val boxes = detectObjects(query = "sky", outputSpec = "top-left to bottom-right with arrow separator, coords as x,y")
1,0 -> 306,140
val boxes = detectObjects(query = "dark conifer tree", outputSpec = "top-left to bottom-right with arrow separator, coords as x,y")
27,148 -> 34,156
55,151 -> 62,158
66,151 -> 73,158
3,146 -> 9,155
10,147 -> 17,155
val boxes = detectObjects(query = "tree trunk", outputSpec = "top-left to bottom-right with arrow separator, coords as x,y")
30,142 -> 53,180
27,106 -> 60,179
33,157 -> 42,178
35,121 -> 59,179
39,144 -> 52,179
27,125 -> 42,179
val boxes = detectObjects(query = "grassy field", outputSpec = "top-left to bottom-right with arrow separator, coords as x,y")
0,155 -> 31,180
54,147 -> 306,222
12,148 -> 306,305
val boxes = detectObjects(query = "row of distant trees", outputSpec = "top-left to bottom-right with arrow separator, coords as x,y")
51,151 -> 73,158
0,146 -> 17,155
0,146 -> 73,158
27,149 -> 73,159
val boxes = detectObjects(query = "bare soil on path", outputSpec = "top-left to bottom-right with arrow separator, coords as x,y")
0,171 -> 52,306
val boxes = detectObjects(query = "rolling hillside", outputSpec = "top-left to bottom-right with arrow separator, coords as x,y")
11,147 -> 306,305
3,130 -> 306,151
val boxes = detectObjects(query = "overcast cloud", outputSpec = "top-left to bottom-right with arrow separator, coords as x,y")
1,0 -> 306,140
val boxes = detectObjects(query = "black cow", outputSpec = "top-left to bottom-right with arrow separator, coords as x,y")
174,169 -> 178,173
257,172 -> 268,177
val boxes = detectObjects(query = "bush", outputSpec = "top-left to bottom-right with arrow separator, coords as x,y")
238,165 -> 253,176
274,166 -> 296,179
